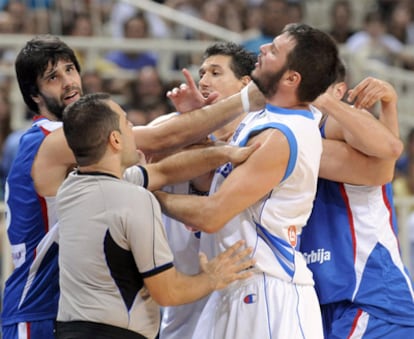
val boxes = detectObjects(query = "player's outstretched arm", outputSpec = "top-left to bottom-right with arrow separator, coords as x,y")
145,143 -> 259,191
133,81 -> 265,155
144,240 -> 255,306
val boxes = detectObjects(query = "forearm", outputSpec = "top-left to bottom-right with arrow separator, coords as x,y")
135,82 -> 265,155
378,100 -> 400,138
147,141 -> 257,191
154,191 -> 224,233
320,139 -> 395,185
135,93 -> 244,155
147,145 -> 235,191
321,96 -> 401,159
149,269 -> 214,306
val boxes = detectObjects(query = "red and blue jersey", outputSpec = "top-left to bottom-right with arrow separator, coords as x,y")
2,117 -> 62,325
301,179 -> 414,326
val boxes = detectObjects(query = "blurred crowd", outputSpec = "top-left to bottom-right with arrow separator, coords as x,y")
1,0 -> 414,201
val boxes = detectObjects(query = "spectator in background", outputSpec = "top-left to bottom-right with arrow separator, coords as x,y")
346,9 -> 414,67
65,12 -> 116,74
394,158 -> 414,203
126,98 -> 171,126
328,0 -> 356,44
376,0 -> 398,23
0,11 -> 17,67
242,0 -> 289,55
3,0 -> 29,33
65,13 -> 94,67
109,1 -> 169,39
105,12 -> 158,71
387,1 -> 414,68
0,117 -> 32,201
222,1 -> 245,33
0,89 -> 11,151
286,1 -> 304,24
241,3 -> 262,39
126,66 -> 169,110
395,127 -> 414,178
0,89 -> 11,198
126,105 -> 149,126
393,139 -> 414,277
81,70 -> 105,94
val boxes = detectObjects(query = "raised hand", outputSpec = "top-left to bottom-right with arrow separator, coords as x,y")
199,240 -> 255,290
167,68 -> 219,113
347,77 -> 398,109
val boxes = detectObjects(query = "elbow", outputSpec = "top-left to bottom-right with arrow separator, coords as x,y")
194,213 -> 226,234
392,139 -> 404,159
364,168 -> 395,186
379,139 -> 404,161
185,199 -> 227,233
201,222 -> 224,234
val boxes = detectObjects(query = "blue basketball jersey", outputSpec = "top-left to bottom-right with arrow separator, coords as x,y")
2,117 -> 62,325
301,179 -> 414,326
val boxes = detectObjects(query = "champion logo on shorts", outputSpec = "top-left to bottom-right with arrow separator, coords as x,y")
243,293 -> 257,304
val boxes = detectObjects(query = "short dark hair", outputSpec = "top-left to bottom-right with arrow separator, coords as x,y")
15,35 -> 81,114
282,23 -> 340,102
62,93 -> 119,166
335,59 -> 347,83
202,42 -> 257,78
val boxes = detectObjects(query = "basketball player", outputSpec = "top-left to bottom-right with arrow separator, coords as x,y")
301,64 -> 414,338
154,23 -> 340,338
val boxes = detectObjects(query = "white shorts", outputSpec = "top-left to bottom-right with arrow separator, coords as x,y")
192,273 -> 323,339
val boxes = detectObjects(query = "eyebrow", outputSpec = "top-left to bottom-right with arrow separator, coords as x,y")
42,62 -> 74,79
199,63 -> 224,72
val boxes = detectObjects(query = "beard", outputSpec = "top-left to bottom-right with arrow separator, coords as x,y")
251,65 -> 287,98
39,86 -> 83,120
41,95 -> 66,120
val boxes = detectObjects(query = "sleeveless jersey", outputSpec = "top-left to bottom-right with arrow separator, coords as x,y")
2,117 -> 62,325
301,178 -> 414,325
200,104 -> 322,285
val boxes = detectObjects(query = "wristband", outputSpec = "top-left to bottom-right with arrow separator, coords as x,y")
241,85 -> 250,113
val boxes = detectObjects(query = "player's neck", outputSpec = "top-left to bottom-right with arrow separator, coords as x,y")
77,161 -> 123,180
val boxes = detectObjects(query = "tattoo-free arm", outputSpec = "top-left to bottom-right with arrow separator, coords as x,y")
319,139 -> 396,185
133,82 -> 265,155
317,78 -> 403,185
144,240 -> 254,306
32,127 -> 77,196
154,129 -> 289,233
145,143 -> 259,191
316,90 -> 401,159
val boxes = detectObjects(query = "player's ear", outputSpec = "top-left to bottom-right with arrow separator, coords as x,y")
286,70 -> 301,85
31,94 -> 41,104
335,82 -> 347,100
109,130 -> 122,150
241,75 -> 251,87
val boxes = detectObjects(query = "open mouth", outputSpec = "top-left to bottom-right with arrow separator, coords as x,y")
201,91 -> 210,98
63,91 -> 79,104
